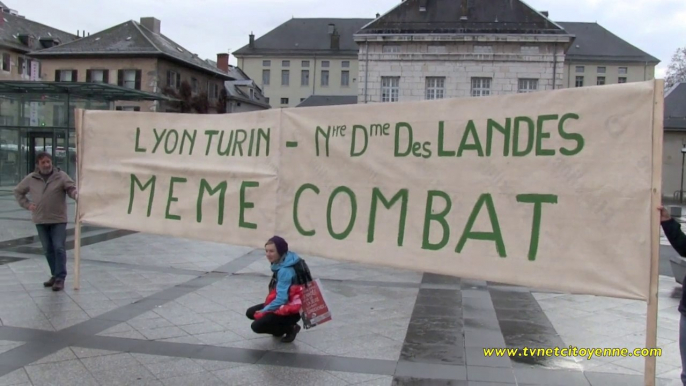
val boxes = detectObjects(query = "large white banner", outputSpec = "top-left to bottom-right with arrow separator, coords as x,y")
76,80 -> 662,301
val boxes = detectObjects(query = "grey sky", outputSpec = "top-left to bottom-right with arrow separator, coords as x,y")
15,0 -> 684,78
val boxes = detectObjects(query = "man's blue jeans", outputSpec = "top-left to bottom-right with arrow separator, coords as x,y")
35,223 -> 67,280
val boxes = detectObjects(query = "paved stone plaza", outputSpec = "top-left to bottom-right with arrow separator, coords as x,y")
0,192 -> 684,385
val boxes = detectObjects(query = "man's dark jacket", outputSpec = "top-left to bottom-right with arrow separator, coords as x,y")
661,218 -> 686,314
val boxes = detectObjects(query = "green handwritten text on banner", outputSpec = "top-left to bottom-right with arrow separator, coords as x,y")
76,80 -> 660,301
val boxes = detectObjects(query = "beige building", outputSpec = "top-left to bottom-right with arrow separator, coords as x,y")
663,83 -> 686,201
233,19 -> 370,108
0,6 -> 75,84
29,17 -> 234,113
557,22 -> 658,88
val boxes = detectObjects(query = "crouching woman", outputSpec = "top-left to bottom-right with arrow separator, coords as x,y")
246,236 -> 303,343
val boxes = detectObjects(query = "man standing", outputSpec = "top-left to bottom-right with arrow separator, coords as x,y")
659,205 -> 686,385
13,152 -> 77,291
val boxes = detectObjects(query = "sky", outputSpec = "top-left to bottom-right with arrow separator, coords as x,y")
13,0 -> 685,79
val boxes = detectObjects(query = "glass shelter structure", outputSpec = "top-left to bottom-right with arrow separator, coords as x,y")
0,81 -> 172,188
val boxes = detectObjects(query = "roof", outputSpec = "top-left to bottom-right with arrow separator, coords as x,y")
297,95 -> 358,107
0,12 -> 76,53
358,0 -> 566,35
665,83 -> 686,130
29,20 -> 232,79
224,79 -> 270,109
234,18 -> 372,57
0,81 -> 176,101
558,22 -> 659,63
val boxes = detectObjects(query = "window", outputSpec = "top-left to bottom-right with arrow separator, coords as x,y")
56,70 -> 77,82
89,69 -> 110,83
428,45 -> 446,54
341,70 -> 349,87
167,70 -> 180,89
208,82 -> 219,99
119,70 -> 139,89
576,66 -> 585,73
280,98 -> 289,105
518,79 -> 538,93
381,77 -> 400,102
282,60 -> 290,67
1,53 -> 9,71
342,61 -> 350,68
281,70 -> 289,86
116,106 -> 141,112
321,61 -> 330,68
597,67 -> 606,73
425,77 -> 445,100
597,76 -> 605,85
265,97 -> 270,104
302,60 -> 310,67
262,69 -> 270,85
321,70 -> 329,86
575,76 -> 584,87
301,70 -> 309,86
191,78 -> 198,93
618,67 -> 628,74
17,57 -> 25,75
618,77 -> 627,83
471,77 -> 491,97
301,98 -> 306,102
383,45 -> 400,53
263,60 -> 271,66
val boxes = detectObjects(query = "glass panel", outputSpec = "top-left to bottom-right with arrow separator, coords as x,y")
51,129 -> 69,176
0,128 -> 21,187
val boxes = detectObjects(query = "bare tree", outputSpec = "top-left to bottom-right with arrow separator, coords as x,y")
163,80 -> 211,114
665,46 -> 686,89
162,81 -> 193,113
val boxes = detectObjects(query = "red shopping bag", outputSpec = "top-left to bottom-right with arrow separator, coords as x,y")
300,279 -> 332,329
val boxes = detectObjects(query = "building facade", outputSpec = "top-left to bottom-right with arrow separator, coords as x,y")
557,22 -> 658,88
29,18 -> 234,113
233,18 -> 370,108
0,8 -> 75,83
662,83 -> 686,201
354,0 -> 573,103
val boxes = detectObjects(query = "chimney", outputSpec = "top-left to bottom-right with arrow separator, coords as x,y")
249,32 -> 255,48
541,11 -> 549,17
376,13 -> 380,18
217,53 -> 229,73
140,17 -> 161,34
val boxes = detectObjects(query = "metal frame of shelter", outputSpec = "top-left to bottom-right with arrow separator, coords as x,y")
0,81 -> 175,188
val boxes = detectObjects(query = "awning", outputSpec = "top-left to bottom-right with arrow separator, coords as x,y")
0,81 -> 177,101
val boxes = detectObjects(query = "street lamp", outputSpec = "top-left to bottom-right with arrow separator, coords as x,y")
681,146 -> 686,203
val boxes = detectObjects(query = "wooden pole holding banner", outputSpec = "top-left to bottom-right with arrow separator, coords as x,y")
645,79 -> 664,386
73,109 -> 84,290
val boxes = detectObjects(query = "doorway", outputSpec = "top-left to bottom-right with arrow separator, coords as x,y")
25,131 -> 53,173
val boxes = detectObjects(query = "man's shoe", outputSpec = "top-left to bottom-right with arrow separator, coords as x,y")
43,277 -> 55,287
52,279 -> 64,292
281,324 -> 301,343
